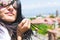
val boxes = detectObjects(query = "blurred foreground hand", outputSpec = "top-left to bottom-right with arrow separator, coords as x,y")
17,19 -> 31,34
17,19 -> 31,40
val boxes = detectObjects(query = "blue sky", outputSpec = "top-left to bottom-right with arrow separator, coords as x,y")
20,0 -> 60,17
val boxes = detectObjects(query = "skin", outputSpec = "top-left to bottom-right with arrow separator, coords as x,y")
0,0 -> 31,40
0,5 -> 17,23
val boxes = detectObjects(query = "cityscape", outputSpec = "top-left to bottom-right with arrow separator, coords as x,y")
21,0 -> 60,40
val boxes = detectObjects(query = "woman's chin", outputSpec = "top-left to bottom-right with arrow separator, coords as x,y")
7,19 -> 16,23
2,18 -> 16,23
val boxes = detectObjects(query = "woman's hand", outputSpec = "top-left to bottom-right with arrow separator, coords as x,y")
17,19 -> 31,34
17,19 -> 31,40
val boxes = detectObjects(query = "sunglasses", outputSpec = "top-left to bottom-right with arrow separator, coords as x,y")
0,0 -> 17,9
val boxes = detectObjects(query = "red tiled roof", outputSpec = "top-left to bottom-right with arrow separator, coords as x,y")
31,17 -> 60,25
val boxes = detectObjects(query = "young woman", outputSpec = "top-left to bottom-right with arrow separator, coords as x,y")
0,0 -> 33,40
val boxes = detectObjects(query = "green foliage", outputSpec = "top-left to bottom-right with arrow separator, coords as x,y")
30,18 -> 36,20
31,23 -> 53,35
49,14 -> 55,18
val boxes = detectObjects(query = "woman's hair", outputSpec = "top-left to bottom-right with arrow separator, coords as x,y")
13,0 -> 23,23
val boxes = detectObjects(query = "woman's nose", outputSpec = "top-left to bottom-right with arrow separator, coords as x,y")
8,5 -> 14,11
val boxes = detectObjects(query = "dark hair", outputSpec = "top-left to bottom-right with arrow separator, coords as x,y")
13,0 -> 23,23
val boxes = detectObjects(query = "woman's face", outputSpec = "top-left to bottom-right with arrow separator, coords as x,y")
0,0 -> 17,23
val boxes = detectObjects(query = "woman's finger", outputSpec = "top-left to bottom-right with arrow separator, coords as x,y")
18,19 -> 27,27
21,19 -> 31,30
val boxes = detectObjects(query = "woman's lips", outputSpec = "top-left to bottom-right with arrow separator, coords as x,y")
6,12 -> 14,16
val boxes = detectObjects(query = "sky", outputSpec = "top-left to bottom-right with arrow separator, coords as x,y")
20,0 -> 60,18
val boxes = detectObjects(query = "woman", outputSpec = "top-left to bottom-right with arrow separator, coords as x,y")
0,0 -> 33,40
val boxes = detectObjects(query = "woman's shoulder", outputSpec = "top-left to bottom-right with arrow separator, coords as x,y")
0,22 -> 5,26
0,23 -> 11,40
0,22 -> 8,33
0,24 -> 7,33
0,22 -> 5,31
